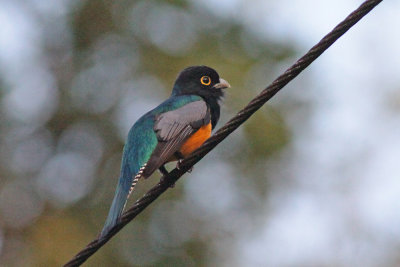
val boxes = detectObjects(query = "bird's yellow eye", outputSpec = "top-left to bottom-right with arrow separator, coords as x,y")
200,76 -> 211,86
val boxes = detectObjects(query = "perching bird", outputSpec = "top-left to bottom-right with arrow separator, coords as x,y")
100,66 -> 230,237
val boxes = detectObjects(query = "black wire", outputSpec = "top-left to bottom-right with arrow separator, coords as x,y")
64,0 -> 383,265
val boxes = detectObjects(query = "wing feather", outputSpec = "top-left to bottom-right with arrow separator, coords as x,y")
142,101 -> 210,177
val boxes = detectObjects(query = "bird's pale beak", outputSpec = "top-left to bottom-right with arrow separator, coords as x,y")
213,78 -> 231,89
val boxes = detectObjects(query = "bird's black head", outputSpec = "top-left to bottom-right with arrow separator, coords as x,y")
171,66 -> 230,101
172,65 -> 230,129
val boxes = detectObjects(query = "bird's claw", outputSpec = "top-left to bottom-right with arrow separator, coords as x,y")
159,166 -> 175,188
158,166 -> 169,176
176,159 -> 193,173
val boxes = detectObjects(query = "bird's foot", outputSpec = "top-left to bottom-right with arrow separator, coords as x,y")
176,159 -> 193,173
158,165 -> 169,176
159,166 -> 175,188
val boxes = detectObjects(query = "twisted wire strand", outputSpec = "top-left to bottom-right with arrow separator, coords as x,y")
64,0 -> 383,265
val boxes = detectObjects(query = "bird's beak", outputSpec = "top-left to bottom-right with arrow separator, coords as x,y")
213,78 -> 231,89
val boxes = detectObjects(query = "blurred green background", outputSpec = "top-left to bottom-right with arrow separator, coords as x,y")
0,0 -> 399,266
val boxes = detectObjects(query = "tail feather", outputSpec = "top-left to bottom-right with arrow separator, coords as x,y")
100,172 -> 141,238
100,181 -> 129,238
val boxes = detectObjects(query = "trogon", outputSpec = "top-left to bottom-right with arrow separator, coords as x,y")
100,66 -> 230,237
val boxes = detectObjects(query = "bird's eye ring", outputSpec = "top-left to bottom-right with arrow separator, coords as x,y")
200,76 -> 211,86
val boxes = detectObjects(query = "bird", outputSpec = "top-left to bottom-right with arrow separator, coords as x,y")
100,66 -> 230,238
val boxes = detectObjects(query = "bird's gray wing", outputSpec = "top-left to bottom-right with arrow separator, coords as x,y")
142,100 -> 210,177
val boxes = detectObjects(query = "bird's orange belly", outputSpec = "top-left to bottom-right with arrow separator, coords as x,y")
179,123 -> 212,157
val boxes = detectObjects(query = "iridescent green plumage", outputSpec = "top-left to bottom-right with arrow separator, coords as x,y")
122,94 -> 203,179
101,95 -> 203,236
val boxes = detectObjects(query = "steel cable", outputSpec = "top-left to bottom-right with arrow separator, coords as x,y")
64,0 -> 383,265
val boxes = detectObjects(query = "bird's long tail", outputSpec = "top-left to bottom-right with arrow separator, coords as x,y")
100,173 -> 140,238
